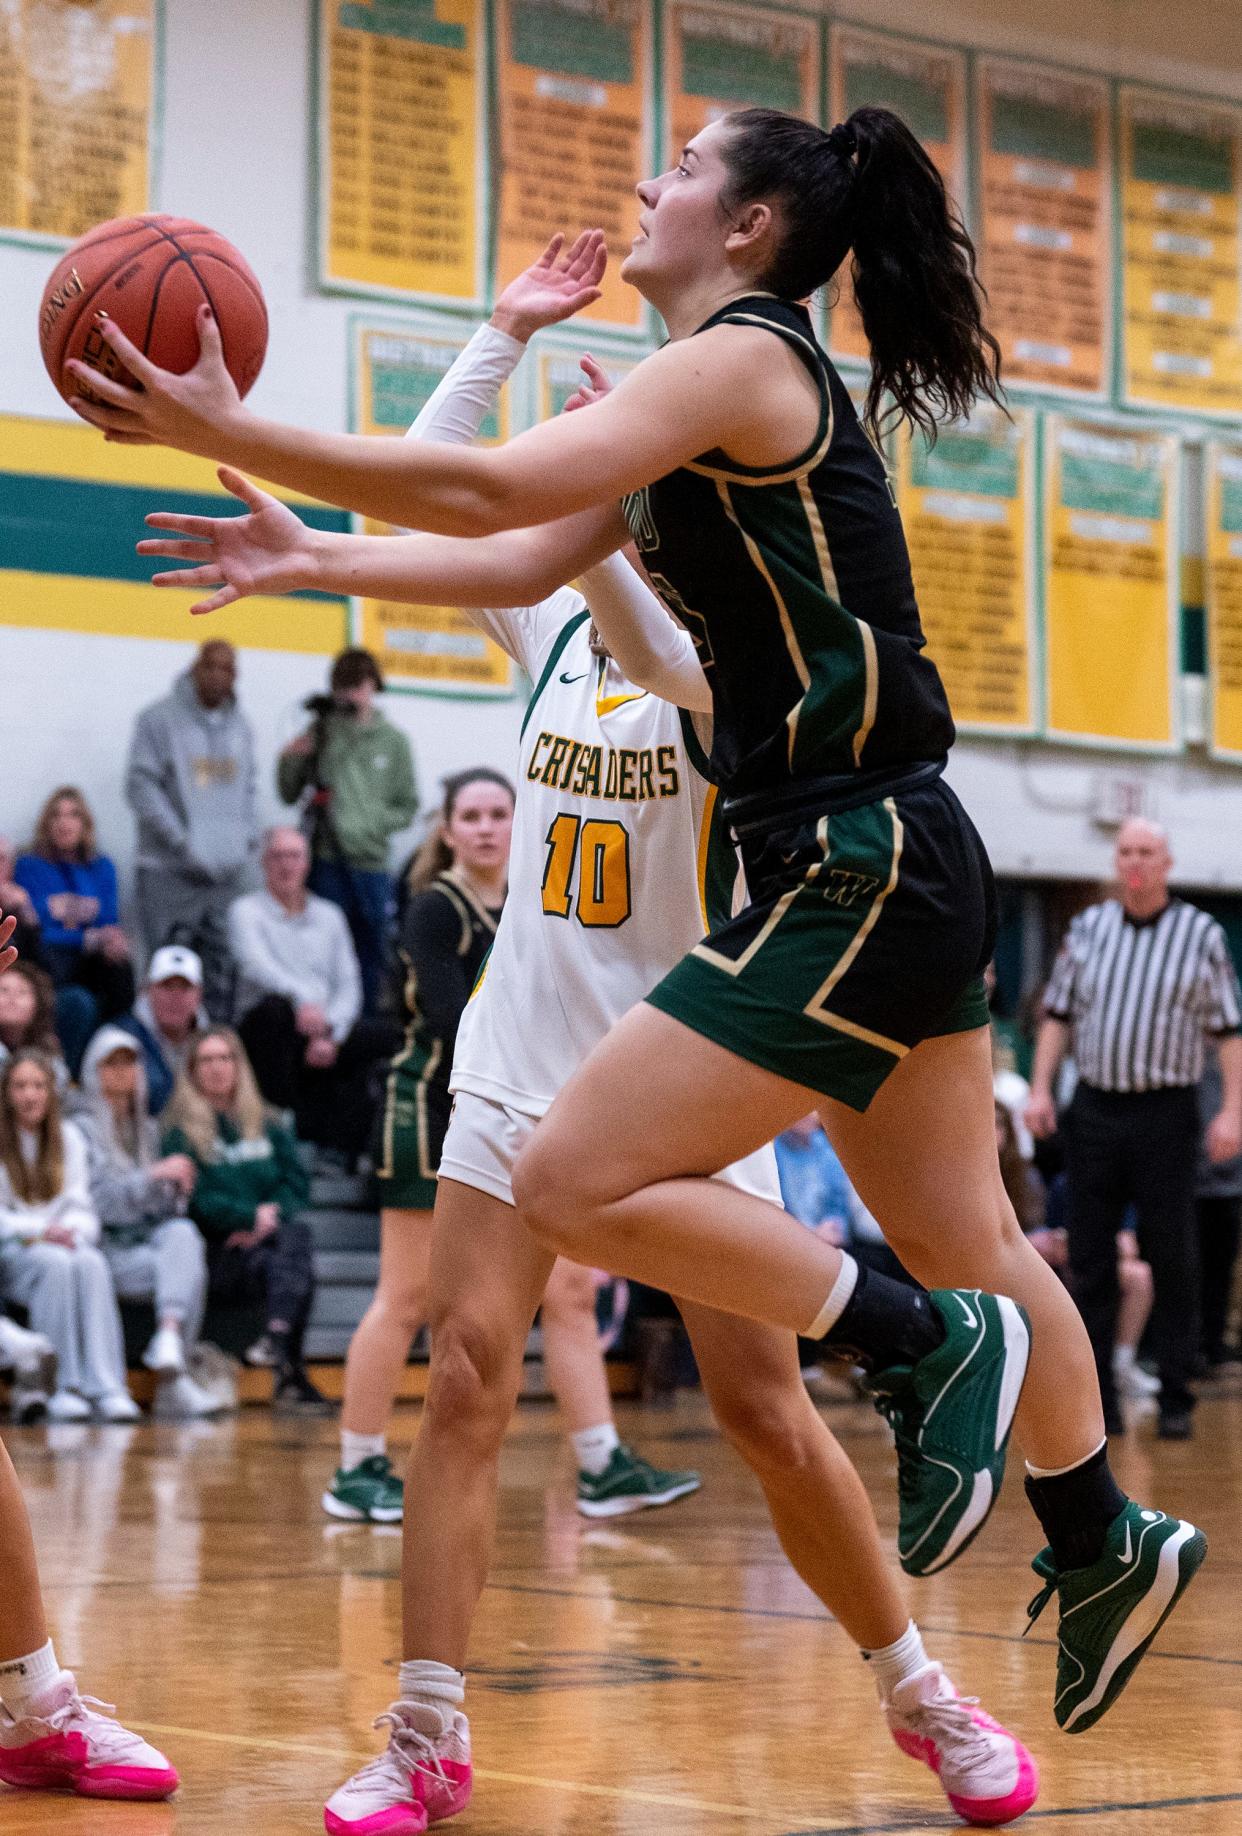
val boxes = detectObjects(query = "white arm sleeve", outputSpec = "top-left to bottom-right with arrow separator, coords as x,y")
580,555 -> 712,712
398,322 -> 543,672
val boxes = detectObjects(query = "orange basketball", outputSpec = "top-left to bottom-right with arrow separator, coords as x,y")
38,214 -> 268,407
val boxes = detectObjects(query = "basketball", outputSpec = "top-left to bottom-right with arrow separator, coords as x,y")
37,213 -> 268,407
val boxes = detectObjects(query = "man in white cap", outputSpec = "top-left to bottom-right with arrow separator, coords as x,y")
115,945 -> 209,1116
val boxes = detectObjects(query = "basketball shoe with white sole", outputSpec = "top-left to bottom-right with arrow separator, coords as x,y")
886,1663 -> 1038,1825
324,1702 -> 472,1834
0,1671 -> 178,1800
865,1289 -> 1031,1576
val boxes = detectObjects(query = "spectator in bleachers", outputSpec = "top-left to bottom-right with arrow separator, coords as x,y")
0,964 -> 69,1095
0,1051 -> 137,1422
0,838 -> 43,968
1196,1040 -> 1242,1371
162,1027 -> 329,1415
229,828 -> 398,1166
125,640 -> 259,1019
76,1027 -> 222,1419
995,1101 -> 1045,1235
276,648 -> 418,1016
774,1115 -> 851,1244
14,789 -> 135,1078
116,944 -> 209,1116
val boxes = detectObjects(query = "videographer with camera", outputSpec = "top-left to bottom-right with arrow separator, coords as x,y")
277,649 -> 418,1015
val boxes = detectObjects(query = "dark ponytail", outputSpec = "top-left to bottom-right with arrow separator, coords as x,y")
720,106 -> 1003,441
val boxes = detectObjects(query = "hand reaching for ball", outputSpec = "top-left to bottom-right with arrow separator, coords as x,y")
66,305 -> 249,457
138,466 -> 318,614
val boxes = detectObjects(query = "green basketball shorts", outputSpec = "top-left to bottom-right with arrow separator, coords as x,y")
646,776 -> 996,1111
376,1061 -> 451,1211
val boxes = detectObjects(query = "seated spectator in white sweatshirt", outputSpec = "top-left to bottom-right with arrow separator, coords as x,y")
228,828 -> 398,1164
77,1027 -> 224,1420
0,1051 -> 137,1422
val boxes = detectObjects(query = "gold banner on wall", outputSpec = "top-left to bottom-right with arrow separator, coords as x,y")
319,0 -> 485,304
976,60 -> 1112,398
0,0 -> 154,243
827,26 -> 967,367
1043,416 -> 1180,749
495,0 -> 650,332
895,406 -> 1038,734
662,2 -> 820,165
353,326 -> 515,696
1120,87 -> 1242,415
1205,441 -> 1242,761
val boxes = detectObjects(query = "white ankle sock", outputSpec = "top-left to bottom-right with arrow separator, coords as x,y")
571,1422 -> 620,1477
1025,1437 -> 1107,1482
399,1660 -> 465,1727
804,1254 -> 859,1339
340,1430 -> 386,1472
861,1621 -> 931,1703
0,1639 -> 60,1715
1113,1345 -> 1135,1370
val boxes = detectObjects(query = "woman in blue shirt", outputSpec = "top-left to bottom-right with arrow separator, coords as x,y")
15,789 -> 135,1076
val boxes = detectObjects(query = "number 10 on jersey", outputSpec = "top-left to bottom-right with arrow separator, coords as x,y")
541,815 -> 632,928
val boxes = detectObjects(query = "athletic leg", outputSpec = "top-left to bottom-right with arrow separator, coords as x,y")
682,1302 -> 1039,1824
542,1257 -> 702,1516
0,1445 -> 46,1667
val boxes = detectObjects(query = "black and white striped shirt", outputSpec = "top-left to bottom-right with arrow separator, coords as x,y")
1045,899 -> 1242,1092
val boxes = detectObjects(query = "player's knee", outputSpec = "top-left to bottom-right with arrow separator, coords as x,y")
711,1383 -> 821,1476
1119,1255 -> 1153,1301
512,1134 -> 591,1251
540,1259 -> 596,1326
423,1315 -> 517,1449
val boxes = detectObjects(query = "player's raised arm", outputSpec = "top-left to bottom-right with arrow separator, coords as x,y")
137,472 -> 626,616
69,305 -> 799,537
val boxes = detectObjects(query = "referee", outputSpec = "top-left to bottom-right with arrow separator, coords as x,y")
1026,819 -> 1242,1440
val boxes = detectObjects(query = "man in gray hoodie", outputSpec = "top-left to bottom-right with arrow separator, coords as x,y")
125,641 -> 259,1017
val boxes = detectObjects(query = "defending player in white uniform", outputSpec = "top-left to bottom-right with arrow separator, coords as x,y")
321,257 -> 1037,1835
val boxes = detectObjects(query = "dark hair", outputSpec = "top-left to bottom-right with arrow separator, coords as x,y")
719,106 -> 1003,440
330,647 -> 385,693
0,960 -> 60,1058
407,768 -> 516,893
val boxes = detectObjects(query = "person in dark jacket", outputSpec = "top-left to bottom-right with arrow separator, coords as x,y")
162,1026 -> 328,1414
125,641 -> 259,1017
14,789 -> 134,1077
115,945 -> 210,1117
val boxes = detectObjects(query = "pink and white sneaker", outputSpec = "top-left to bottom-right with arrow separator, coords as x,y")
325,1702 -> 472,1834
0,1670 -> 178,1800
886,1664 -> 1038,1826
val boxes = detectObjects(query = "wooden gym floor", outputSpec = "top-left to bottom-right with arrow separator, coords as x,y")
4,1379 -> 1241,1835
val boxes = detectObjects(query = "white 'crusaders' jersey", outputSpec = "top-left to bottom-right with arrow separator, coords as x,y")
451,588 -> 737,1120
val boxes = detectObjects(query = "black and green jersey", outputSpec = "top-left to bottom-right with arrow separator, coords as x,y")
390,870 -> 503,1094
622,295 -> 955,799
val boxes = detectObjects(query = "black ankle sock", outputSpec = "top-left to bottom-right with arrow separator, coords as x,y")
1024,1444 -> 1128,1571
818,1264 -> 946,1370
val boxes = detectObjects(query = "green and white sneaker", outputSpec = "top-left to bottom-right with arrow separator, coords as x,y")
866,1289 -> 1031,1578
322,1455 -> 405,1524
576,1445 -> 701,1519
1026,1502 -> 1206,1733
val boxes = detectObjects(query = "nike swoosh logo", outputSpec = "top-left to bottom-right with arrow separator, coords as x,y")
952,1294 -> 978,1330
559,671 -> 589,684
1120,1521 -> 1133,1564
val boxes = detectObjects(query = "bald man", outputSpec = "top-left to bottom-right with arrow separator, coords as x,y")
1028,819 -> 1242,1439
125,640 -> 259,1016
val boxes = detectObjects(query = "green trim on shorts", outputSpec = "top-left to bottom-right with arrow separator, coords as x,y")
376,1060 -> 440,1210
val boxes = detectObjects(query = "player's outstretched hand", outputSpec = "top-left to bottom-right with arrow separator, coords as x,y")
0,914 -> 18,976
138,467 -> 317,614
65,306 -> 247,459
491,230 -> 606,342
562,354 -> 615,413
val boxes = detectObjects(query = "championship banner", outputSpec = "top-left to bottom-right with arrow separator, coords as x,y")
495,0 -> 651,332
662,2 -> 820,165
895,407 -> 1038,735
317,0 -> 485,305
1120,87 -> 1242,416
1205,441 -> 1242,761
351,324 -> 516,697
0,0 -> 156,245
1043,416 -> 1180,750
827,27 -> 966,367
975,60 -> 1111,398
0,414 -> 349,655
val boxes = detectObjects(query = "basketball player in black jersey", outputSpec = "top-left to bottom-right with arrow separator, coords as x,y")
93,106 -> 1201,1752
